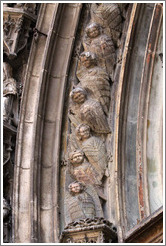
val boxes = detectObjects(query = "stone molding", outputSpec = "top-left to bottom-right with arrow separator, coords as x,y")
12,3 -> 82,243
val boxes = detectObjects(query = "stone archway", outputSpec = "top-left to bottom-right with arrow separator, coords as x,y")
13,3 -> 82,243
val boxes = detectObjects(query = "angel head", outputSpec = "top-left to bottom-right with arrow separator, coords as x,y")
70,87 -> 87,104
85,22 -> 101,38
76,124 -> 91,141
79,51 -> 97,68
68,181 -> 85,195
69,149 -> 84,164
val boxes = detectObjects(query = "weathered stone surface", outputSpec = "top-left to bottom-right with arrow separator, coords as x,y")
3,3 -> 163,244
69,87 -> 111,133
60,217 -> 117,243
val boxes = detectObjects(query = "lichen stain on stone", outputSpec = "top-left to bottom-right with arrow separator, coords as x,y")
152,181 -> 158,188
147,158 -> 157,173
146,53 -> 151,65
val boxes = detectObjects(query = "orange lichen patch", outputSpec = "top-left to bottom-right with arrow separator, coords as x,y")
146,53 -> 151,64
138,164 -> 145,219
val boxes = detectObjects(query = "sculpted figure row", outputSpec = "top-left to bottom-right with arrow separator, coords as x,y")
65,3 -> 127,225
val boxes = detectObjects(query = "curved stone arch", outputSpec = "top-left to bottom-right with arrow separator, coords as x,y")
11,2 -> 163,243
114,4 -> 139,241
136,3 -> 163,216
13,3 -> 82,243
115,3 -> 163,242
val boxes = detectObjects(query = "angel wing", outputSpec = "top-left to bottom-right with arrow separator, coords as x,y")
68,112 -> 82,128
80,99 -> 111,133
85,185 -> 104,218
64,191 -> 85,223
91,3 -> 122,46
81,78 -> 111,115
64,192 -> 73,225
81,135 -> 107,176
78,66 -> 111,115
71,162 -> 102,186
90,35 -> 116,80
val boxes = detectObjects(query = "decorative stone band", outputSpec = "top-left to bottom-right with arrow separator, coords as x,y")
60,217 -> 117,243
3,7 -> 37,59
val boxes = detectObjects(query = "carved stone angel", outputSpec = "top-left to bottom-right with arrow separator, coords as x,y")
69,87 -> 111,134
69,149 -> 102,185
75,124 -> 108,181
76,52 -> 111,115
3,62 -> 18,126
91,3 -> 123,47
64,181 -> 103,225
83,23 -> 116,80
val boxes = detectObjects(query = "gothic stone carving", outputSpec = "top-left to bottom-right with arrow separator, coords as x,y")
3,198 -> 10,220
69,87 -> 110,133
3,198 -> 11,243
91,3 -> 123,47
3,3 -> 36,13
3,62 -> 18,243
63,3 -> 128,242
60,217 -> 117,243
76,52 -> 111,114
75,124 -> 108,180
3,134 -> 12,166
64,181 -> 103,225
83,23 -> 116,80
3,62 -> 18,126
69,149 -> 102,186
3,5 -> 36,59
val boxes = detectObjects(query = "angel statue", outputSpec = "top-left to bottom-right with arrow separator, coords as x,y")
75,124 -> 108,181
83,22 -> 116,80
76,52 -> 111,115
69,149 -> 102,186
91,3 -> 123,47
64,181 -> 103,225
69,87 -> 111,134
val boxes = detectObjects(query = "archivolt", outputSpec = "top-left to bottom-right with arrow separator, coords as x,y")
13,3 -> 82,243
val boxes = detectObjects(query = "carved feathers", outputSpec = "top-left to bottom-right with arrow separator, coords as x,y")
70,87 -> 110,134
65,3 -> 128,225
80,99 -> 110,134
81,136 -> 107,178
91,3 -> 123,46
77,62 -> 111,115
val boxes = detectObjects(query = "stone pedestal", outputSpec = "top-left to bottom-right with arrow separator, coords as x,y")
60,218 -> 118,243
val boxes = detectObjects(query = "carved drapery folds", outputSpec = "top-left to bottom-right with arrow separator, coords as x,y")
62,3 -> 128,243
